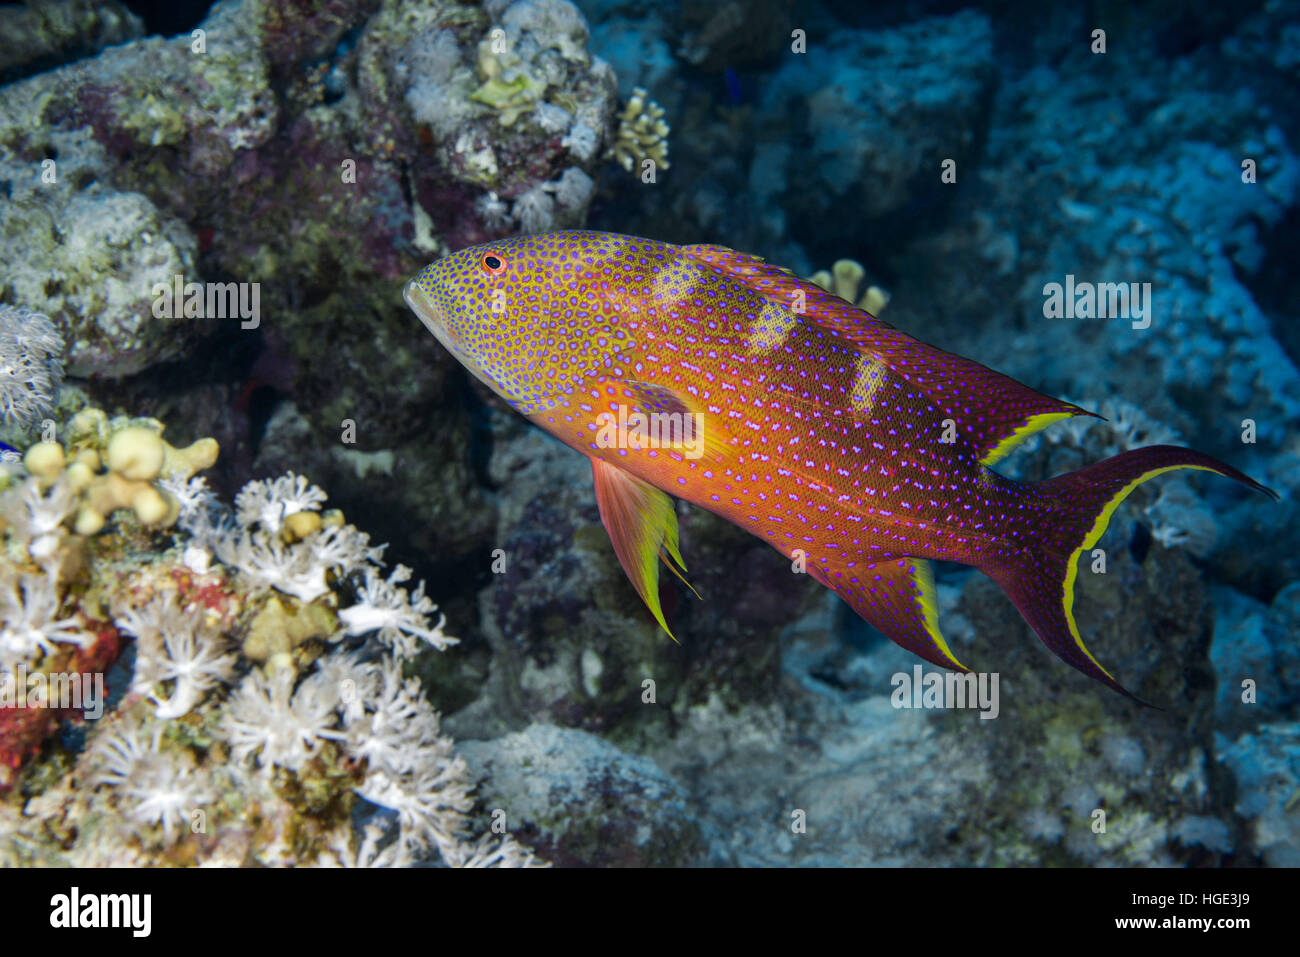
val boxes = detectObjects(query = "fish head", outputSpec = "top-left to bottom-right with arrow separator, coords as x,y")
405,230 -> 671,413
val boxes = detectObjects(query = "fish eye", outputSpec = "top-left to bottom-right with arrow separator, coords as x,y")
480,253 -> 507,275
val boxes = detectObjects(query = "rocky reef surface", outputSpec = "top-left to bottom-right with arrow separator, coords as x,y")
0,0 -> 1296,866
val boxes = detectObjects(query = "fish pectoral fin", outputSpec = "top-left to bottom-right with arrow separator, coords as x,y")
589,456 -> 696,640
810,555 -> 968,673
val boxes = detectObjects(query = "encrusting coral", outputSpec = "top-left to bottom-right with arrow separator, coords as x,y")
612,86 -> 670,174
0,410 -> 543,867
19,409 -> 217,536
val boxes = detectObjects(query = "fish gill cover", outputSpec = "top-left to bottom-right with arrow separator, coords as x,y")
0,0 -> 1295,872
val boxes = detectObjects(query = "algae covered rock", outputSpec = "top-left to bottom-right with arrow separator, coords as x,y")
0,128 -> 201,377
459,722 -> 706,866
447,419 -> 806,745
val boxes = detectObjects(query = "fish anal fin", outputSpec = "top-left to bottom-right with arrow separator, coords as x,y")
811,555 -> 967,673
589,456 -> 696,640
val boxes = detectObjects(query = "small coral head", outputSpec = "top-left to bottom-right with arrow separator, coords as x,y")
405,230 -> 673,415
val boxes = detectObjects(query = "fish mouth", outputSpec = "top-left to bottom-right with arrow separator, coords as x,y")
404,279 -> 473,367
403,279 -> 516,405
404,280 -> 447,340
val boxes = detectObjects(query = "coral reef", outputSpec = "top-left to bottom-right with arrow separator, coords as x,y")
0,0 -> 616,410
1218,722 -> 1300,867
439,412 -> 806,747
0,125 -> 202,377
459,722 -> 705,865
0,407 -> 216,788
0,0 -> 1294,869
0,412 -> 541,867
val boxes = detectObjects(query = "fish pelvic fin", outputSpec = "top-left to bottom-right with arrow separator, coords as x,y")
990,445 -> 1277,703
811,555 -> 968,673
589,456 -> 696,640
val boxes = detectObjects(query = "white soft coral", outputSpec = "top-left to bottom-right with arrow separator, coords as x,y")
223,668 -> 343,772
0,304 -> 64,428
234,472 -> 327,534
344,657 -> 475,858
157,475 -> 219,529
0,566 -> 90,670
338,564 -> 457,658
90,717 -> 213,845
215,523 -> 380,604
3,476 -> 76,562
116,591 -> 236,719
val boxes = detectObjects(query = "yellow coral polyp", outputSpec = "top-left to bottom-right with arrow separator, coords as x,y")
283,511 -> 323,542
64,461 -> 96,493
243,593 -> 338,667
164,437 -> 218,480
78,472 -> 177,532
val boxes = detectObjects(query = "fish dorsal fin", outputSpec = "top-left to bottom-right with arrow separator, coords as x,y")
681,244 -> 1096,466
809,554 -> 968,673
589,455 -> 696,639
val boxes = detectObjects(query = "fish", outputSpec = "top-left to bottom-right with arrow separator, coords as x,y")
405,230 -> 1277,700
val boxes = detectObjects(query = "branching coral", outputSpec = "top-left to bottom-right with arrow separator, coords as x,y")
611,87 -> 669,174
807,259 -> 890,315
338,564 -> 456,658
